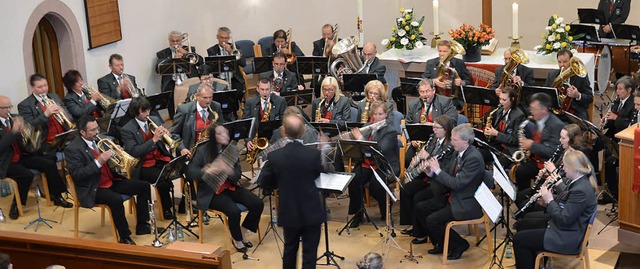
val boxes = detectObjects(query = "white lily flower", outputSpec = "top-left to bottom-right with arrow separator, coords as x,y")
415,40 -> 424,48
381,39 -> 389,45
397,18 -> 403,23
411,21 -> 419,27
545,26 -> 552,31
400,38 -> 409,45
533,45 -> 543,51
405,9 -> 412,13
553,42 -> 561,49
555,17 -> 564,24
398,29 -> 406,37
556,28 -> 565,33
570,48 -> 578,55
547,35 -> 556,42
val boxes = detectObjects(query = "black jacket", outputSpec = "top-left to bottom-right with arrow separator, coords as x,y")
544,70 -> 593,121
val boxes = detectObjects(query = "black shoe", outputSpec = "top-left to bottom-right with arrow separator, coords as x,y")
53,196 -> 73,208
119,236 -> 136,245
9,201 -> 18,220
598,196 -> 615,205
233,242 -> 247,253
163,210 -> 174,220
447,241 -> 470,260
243,241 -> 253,248
401,228 -> 413,235
349,214 -> 362,228
136,224 -> 152,235
427,244 -> 443,254
411,237 -> 429,245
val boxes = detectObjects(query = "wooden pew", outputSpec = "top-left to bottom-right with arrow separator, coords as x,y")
0,231 -> 231,269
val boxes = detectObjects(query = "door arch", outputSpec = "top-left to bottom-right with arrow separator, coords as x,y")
33,17 -> 64,97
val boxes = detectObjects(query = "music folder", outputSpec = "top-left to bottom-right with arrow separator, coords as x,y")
296,56 -> 329,75
222,118 -> 254,141
253,57 -> 274,74
405,123 -> 434,141
342,74 -> 378,94
213,90 -> 239,113
338,139 -> 378,162
157,58 -> 191,76
203,55 -> 237,75
399,77 -> 422,96
461,85 -> 499,107
520,86 -> 560,110
315,172 -> 355,193
577,8 -> 607,25
569,24 -> 600,43
49,129 -> 79,152
611,24 -> 640,42
473,128 -> 489,143
154,155 -> 188,186
146,91 -> 173,112
310,122 -> 340,137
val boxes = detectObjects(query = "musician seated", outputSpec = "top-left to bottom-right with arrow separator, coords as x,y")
400,115 -> 455,237
362,42 -> 387,84
312,24 -> 338,57
262,29 -> 305,57
404,79 -> 458,168
597,0 -> 631,38
419,124 -> 485,260
483,86 -> 526,168
97,54 -> 141,100
270,106 -> 318,144
515,93 -> 565,190
259,51 -> 304,93
628,90 -> 640,126
513,150 -> 597,269
156,31 -> 202,94
186,123 -> 263,253
347,101 -> 399,228
422,40 -> 472,110
311,76 -> 352,127
207,26 -> 247,106
543,49 -> 593,121
120,97 -> 175,220
490,49 -> 534,94
242,78 -> 286,152
65,115 -> 154,245
357,80 -> 394,123
185,65 -> 229,103
62,70 -> 104,121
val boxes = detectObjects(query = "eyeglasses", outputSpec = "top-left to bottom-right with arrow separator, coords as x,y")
273,62 -> 286,67
0,105 -> 13,109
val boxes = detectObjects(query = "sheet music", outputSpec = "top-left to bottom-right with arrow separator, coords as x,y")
490,152 -> 516,200
370,168 -> 397,202
315,172 -> 354,192
474,182 -> 502,223
111,99 -> 131,119
251,160 -> 268,184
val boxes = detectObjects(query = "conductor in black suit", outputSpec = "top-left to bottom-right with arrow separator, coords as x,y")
258,112 -> 332,269
362,42 -> 387,84
259,51 -> 304,93
97,54 -> 140,100
422,124 -> 485,260
490,49 -> 535,92
422,40 -> 472,110
543,49 -> 593,121
597,0 -> 631,38
65,115 -> 153,245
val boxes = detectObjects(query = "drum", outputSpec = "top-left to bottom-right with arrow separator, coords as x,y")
579,44 -> 612,94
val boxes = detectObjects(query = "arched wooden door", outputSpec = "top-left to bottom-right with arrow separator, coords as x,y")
32,17 -> 64,97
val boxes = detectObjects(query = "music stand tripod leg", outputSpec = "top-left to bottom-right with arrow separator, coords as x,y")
316,191 -> 344,268
159,185 -> 199,239
251,193 -> 283,257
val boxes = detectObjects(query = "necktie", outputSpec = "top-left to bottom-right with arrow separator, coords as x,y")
3,119 -> 9,130
91,142 -> 98,152
117,76 -> 123,85
201,109 -> 208,120
433,140 -> 441,154
365,63 -> 371,73
143,122 -> 148,134
618,101 -> 623,112
263,100 -> 268,112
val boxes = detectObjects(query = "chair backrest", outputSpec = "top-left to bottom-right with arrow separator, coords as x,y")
391,110 -> 404,133
235,40 -> 255,58
173,77 -> 200,107
457,114 -> 469,126
349,106 -> 358,123
257,36 -> 273,56
579,211 -> 597,253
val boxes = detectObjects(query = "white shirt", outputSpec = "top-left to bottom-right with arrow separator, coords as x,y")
537,114 -> 550,133
0,117 -> 9,128
136,118 -> 148,133
82,137 -> 103,168
112,73 -> 123,84
619,95 -> 630,111
196,102 -> 208,119
76,91 -> 96,105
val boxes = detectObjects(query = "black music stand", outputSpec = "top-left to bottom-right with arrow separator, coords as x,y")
296,56 -> 329,76
462,85 -> 500,106
48,129 -> 79,153
405,124 -> 434,142
156,155 -> 196,239
399,77 -> 422,97
520,86 -> 560,110
280,89 -> 313,107
612,24 -> 640,43
223,118 -> 255,141
147,91 -> 173,113
345,122 -> 366,129
315,172 -> 354,268
204,56 -> 237,77
157,58 -> 191,77
256,120 -> 282,141
343,74 -> 378,96
107,99 -> 131,135
213,90 -> 239,114
310,122 -> 341,137
577,8 -> 607,25
569,24 -> 600,45
253,57 -> 274,74
337,140 -> 383,236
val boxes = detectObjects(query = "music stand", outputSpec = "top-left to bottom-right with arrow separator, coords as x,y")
569,24 -> 601,45
156,155 -> 196,239
48,129 -> 79,153
337,139 -> 383,236
157,58 -> 191,77
296,56 -> 329,76
611,24 -> 640,42
577,8 -> 607,25
204,56 -> 237,76
107,99 -> 131,135
256,120 -> 283,141
399,77 -> 422,97
223,118 -> 255,141
462,85 -> 500,107
310,122 -> 341,137
343,74 -> 378,94
280,89 -> 313,107
213,90 -> 239,113
520,86 -> 560,110
315,172 -> 354,268
253,57 -> 274,74
147,91 -> 173,112
405,124 -> 434,142
345,122 -> 366,129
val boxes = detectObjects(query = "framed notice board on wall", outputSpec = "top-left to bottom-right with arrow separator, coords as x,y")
84,0 -> 122,49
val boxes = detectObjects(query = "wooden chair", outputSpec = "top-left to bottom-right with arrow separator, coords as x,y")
3,178 -> 23,217
442,212 -> 493,265
533,211 -> 596,269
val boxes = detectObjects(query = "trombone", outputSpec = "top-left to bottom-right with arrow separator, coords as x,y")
228,37 -> 242,61
181,33 -> 200,65
284,28 -> 297,64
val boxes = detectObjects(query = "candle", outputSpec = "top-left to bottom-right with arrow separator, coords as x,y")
512,2 -> 519,38
357,0 -> 364,47
433,0 -> 439,34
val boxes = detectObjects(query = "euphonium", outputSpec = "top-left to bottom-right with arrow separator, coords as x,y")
512,116 -> 532,163
41,94 -> 76,130
551,57 -> 587,113
96,138 -> 139,179
284,28 -> 297,64
498,48 -> 530,91
82,84 -> 115,110
7,114 -> 43,153
147,117 -> 181,152
360,101 -> 370,123
435,40 -> 465,96
329,36 -> 367,79
148,200 -> 163,247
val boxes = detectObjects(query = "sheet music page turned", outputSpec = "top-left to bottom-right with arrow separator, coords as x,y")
315,173 -> 354,193
474,182 -> 502,223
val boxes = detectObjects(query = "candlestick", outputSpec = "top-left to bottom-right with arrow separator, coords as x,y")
512,3 -> 519,39
509,36 -> 521,50
433,0 -> 439,35
357,0 -> 364,47
430,32 -> 442,48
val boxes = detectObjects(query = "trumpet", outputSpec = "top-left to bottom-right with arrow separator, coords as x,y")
41,94 -> 75,130
7,114 -> 43,153
148,200 -> 163,247
147,117 -> 181,152
82,84 -> 115,110
96,138 -> 139,179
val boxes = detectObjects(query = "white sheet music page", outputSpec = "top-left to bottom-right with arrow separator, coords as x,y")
315,173 -> 353,193
491,152 -> 516,200
474,182 -> 502,223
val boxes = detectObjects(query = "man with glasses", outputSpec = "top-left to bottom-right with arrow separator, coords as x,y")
361,42 -> 387,84
490,49 -> 534,94
156,31 -> 202,95
259,51 -> 303,93
207,27 -> 247,118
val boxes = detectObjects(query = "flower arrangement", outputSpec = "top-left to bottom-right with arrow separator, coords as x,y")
381,8 -> 425,50
534,13 -> 583,55
448,23 -> 495,49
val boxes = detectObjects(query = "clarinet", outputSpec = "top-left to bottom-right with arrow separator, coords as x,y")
404,134 -> 435,181
405,145 -> 453,182
530,144 -> 563,191
514,163 -> 565,218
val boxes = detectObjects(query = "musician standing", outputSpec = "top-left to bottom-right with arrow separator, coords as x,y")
421,124 -> 485,260
362,42 -> 387,84
242,78 -> 287,152
597,0 -> 631,38
207,27 -> 247,120
97,54 -> 140,100
490,49 -> 534,93
404,79 -> 458,167
311,76 -> 351,127
120,97 -> 174,220
259,51 -> 303,93
263,29 -> 305,57
357,80 -> 394,123
62,70 -> 103,121
258,113 -> 331,269
65,115 -> 153,245
515,93 -> 565,190
483,86 -> 526,167
543,49 -> 593,121
17,74 -> 73,208
187,123 -> 263,253
513,150 -> 597,269
422,40 -> 472,110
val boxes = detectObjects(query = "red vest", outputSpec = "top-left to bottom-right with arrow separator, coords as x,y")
140,126 -> 172,168
4,126 -> 21,163
532,130 -> 544,169
194,109 -> 210,142
84,98 -> 101,118
90,148 -> 116,189
39,103 -> 65,144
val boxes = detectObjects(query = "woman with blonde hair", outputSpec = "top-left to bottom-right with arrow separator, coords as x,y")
311,76 -> 351,127
357,80 -> 394,122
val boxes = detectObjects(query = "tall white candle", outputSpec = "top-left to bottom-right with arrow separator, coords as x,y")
512,2 -> 519,38
433,0 -> 439,34
357,0 -> 364,47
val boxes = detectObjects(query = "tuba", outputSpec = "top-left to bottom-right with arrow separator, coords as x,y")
551,57 -> 587,113
96,138 -> 139,179
284,28 -> 297,64
41,94 -> 76,130
435,40 -> 465,97
147,117 -> 181,152
499,48 -> 530,92
82,84 -> 115,110
329,36 -> 367,79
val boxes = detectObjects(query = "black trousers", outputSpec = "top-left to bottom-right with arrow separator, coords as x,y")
208,187 -> 264,241
425,204 -> 467,249
399,179 -> 432,225
515,160 -> 539,190
413,197 -> 447,239
140,163 -> 172,212
6,163 -> 34,205
513,228 -> 546,269
348,166 -> 390,217
95,178 -> 151,238
604,160 -> 619,199
283,223 -> 322,269
19,154 -> 66,197
404,144 -> 418,168
514,211 -> 550,232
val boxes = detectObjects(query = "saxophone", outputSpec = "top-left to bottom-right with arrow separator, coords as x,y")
315,98 -> 324,121
360,101 -> 370,123
246,101 -> 271,164
512,116 -> 532,163
485,105 -> 501,132
202,141 -> 240,191
41,94 -> 76,130
190,106 -> 219,154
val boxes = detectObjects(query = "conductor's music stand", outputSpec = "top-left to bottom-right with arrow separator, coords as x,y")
156,155 -> 195,240
315,172 -> 354,268
253,57 -> 274,74
213,90 -> 239,114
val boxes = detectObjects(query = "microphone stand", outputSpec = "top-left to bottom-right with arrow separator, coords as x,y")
24,184 -> 57,231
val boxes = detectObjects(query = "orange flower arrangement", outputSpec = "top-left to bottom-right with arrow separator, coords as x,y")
449,23 -> 495,49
